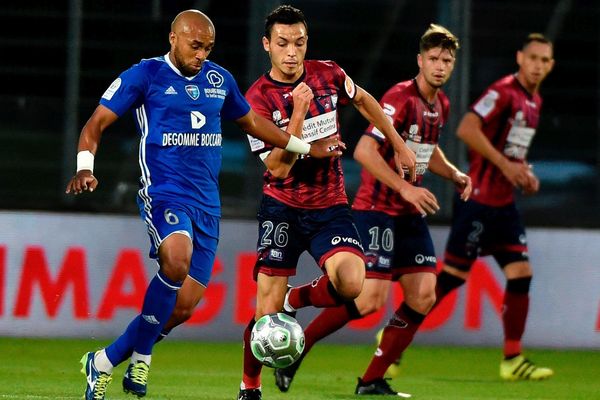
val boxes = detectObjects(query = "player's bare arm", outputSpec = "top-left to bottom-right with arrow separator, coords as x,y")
457,111 -> 530,188
354,135 -> 439,216
351,85 -> 417,182
65,105 -> 118,195
428,146 -> 472,201
264,82 -> 314,178
237,109 -> 342,160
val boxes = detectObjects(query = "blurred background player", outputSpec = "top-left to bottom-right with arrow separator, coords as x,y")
238,5 -> 416,400
65,9 -> 339,400
273,24 -> 470,396
436,33 -> 555,380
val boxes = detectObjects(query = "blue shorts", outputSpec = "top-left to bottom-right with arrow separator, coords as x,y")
254,195 -> 365,279
444,195 -> 528,271
353,210 -> 437,281
137,198 -> 219,286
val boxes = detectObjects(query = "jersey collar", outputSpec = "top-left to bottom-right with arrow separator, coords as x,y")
265,65 -> 307,87
164,52 -> 201,81
412,78 -> 437,109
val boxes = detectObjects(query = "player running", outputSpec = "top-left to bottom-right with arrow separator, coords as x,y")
273,24 -> 470,396
66,9 -> 339,400
436,33 -> 555,381
237,5 -> 416,400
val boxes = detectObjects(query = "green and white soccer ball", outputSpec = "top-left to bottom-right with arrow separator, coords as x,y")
250,312 -> 305,368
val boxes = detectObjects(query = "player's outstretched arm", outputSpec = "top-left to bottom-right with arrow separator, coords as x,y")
354,135 -> 439,216
237,109 -> 342,159
65,105 -> 118,195
428,146 -> 472,201
457,112 -> 530,189
351,86 -> 416,182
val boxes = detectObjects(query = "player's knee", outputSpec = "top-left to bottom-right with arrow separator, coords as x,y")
337,280 -> 362,300
358,301 -> 380,316
255,297 -> 283,318
160,254 -> 191,282
406,288 -> 436,314
503,261 -> 532,279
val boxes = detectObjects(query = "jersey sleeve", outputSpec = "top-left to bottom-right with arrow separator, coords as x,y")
99,62 -> 149,117
329,61 -> 356,106
470,83 -> 511,125
221,70 -> 252,121
364,86 -> 408,144
245,84 -> 274,155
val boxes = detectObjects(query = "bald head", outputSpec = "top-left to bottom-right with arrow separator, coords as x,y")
168,9 -> 216,76
171,9 -> 215,36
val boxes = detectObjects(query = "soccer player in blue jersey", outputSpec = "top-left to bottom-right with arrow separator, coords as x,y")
65,9 -> 340,400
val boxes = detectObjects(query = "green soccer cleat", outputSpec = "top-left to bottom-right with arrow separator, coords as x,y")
123,360 -> 150,397
80,351 -> 113,400
375,328 -> 402,378
500,355 -> 554,381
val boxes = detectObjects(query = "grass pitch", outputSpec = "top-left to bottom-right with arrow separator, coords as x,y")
0,338 -> 598,399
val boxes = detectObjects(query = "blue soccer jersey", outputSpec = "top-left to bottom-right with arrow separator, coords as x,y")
99,54 -> 251,216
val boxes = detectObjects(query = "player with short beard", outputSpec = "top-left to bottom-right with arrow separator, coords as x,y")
66,9 -> 339,400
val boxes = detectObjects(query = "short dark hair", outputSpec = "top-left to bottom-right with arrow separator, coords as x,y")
523,33 -> 553,50
420,24 -> 459,55
265,5 -> 307,39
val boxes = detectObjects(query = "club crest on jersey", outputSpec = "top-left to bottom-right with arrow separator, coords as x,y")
185,85 -> 200,100
206,70 -> 224,88
408,124 -> 421,142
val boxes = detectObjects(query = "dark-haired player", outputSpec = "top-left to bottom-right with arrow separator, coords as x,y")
436,33 -> 555,380
273,24 -> 470,396
237,5 -> 416,400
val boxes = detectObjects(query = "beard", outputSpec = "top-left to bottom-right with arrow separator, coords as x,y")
173,51 -> 199,77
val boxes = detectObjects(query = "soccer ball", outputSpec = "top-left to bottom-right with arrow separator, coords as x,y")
250,312 -> 305,368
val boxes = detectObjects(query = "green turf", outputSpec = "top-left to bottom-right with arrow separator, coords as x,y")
0,338 -> 598,399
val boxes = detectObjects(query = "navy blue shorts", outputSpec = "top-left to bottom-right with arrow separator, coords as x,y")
444,195 -> 528,271
353,210 -> 437,281
254,195 -> 365,278
137,198 -> 219,286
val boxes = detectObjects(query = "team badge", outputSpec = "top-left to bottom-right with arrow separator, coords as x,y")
185,85 -> 200,100
272,110 -> 282,123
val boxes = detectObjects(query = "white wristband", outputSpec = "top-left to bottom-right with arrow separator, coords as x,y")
284,135 -> 311,154
77,150 -> 95,173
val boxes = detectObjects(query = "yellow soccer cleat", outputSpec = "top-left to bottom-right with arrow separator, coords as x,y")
375,328 -> 402,378
500,355 -> 554,381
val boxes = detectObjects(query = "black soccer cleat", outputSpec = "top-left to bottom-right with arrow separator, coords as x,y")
274,365 -> 295,392
355,377 -> 412,397
238,388 -> 262,400
274,351 -> 305,392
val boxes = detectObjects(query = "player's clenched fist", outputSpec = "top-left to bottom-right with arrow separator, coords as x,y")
291,82 -> 314,113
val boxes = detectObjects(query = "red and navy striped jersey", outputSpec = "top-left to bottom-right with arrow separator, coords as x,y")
353,79 -> 450,216
468,74 -> 542,206
246,60 -> 356,209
